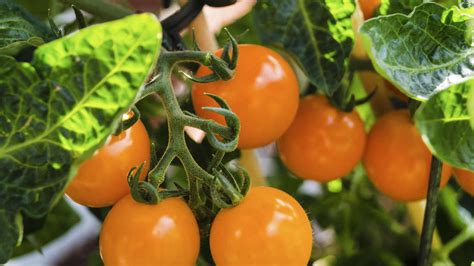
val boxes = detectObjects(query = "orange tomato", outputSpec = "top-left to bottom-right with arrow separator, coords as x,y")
453,168 -> 474,196
66,119 -> 150,207
364,110 -> 451,201
359,0 -> 381,20
192,44 -> 299,149
210,186 -> 313,266
384,79 -> 408,101
100,195 -> 200,266
277,95 -> 366,182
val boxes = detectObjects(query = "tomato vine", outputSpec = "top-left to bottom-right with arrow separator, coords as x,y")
3,0 -> 474,265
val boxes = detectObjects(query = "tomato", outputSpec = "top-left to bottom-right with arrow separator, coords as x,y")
453,168 -> 474,196
277,95 -> 366,182
363,110 -> 452,201
100,195 -> 200,266
359,0 -> 380,20
65,118 -> 150,207
384,79 -> 408,101
210,186 -> 313,266
192,44 -> 299,149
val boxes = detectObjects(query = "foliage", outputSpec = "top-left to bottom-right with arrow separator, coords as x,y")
361,3 -> 474,100
415,80 -> 474,171
253,0 -> 356,96
2,0 -> 474,265
0,13 -> 161,262
0,0 -> 53,55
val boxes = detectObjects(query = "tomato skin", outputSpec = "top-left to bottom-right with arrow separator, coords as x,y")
210,186 -> 313,266
359,0 -> 381,20
277,95 -> 367,182
100,195 -> 200,266
192,44 -> 299,149
454,168 -> 474,196
363,110 -> 451,201
383,79 -> 408,101
65,120 -> 150,207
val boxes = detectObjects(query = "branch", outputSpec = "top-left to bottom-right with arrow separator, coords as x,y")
60,0 -> 132,21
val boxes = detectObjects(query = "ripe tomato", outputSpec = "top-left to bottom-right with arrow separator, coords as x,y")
210,186 -> 313,265
363,110 -> 451,201
100,195 -> 200,266
192,44 -> 299,149
65,117 -> 150,207
453,168 -> 474,196
277,95 -> 366,182
359,0 -> 380,20
384,79 -> 408,101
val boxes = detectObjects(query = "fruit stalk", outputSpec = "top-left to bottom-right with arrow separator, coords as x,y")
61,0 -> 132,20
417,156 -> 442,266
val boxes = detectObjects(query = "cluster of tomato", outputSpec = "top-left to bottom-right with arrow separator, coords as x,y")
63,41 -> 474,265
63,45 -> 314,265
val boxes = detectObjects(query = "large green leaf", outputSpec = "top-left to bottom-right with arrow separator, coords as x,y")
378,0 -> 424,15
253,0 -> 356,96
13,198 -> 80,257
415,80 -> 474,170
0,0 -> 53,55
361,3 -> 474,100
0,13 -> 161,262
469,84 -> 474,128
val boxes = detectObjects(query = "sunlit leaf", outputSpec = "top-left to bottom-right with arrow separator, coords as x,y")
361,3 -> 474,100
0,14 -> 161,262
415,80 -> 474,170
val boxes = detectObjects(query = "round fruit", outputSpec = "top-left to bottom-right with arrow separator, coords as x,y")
277,94 -> 367,182
192,44 -> 299,149
363,110 -> 452,201
210,186 -> 313,265
454,168 -> 474,196
359,0 -> 380,20
66,118 -> 150,207
384,79 -> 408,101
100,195 -> 200,266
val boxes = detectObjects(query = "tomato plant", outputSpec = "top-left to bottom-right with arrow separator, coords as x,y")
65,115 -> 150,207
364,110 -> 452,201
2,0 -> 474,265
454,168 -> 474,196
359,0 -> 381,19
210,186 -> 312,265
277,94 -> 366,182
100,194 -> 200,266
192,44 -> 299,149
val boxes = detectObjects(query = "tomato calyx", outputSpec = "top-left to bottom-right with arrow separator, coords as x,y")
328,86 -> 376,112
127,162 -> 188,204
182,29 -> 238,83
209,163 -> 250,208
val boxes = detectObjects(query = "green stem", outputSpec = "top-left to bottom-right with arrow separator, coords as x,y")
142,49 -> 242,211
349,57 -> 375,72
438,224 -> 474,259
60,0 -> 132,20
185,115 -> 233,139
417,156 -> 442,266
148,147 -> 176,187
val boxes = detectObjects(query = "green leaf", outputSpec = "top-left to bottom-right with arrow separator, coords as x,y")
0,0 -> 53,55
0,13 -> 161,263
379,0 -> 424,15
415,80 -> 474,170
469,85 -> 474,128
361,3 -> 474,100
13,198 -> 80,257
253,0 -> 356,96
